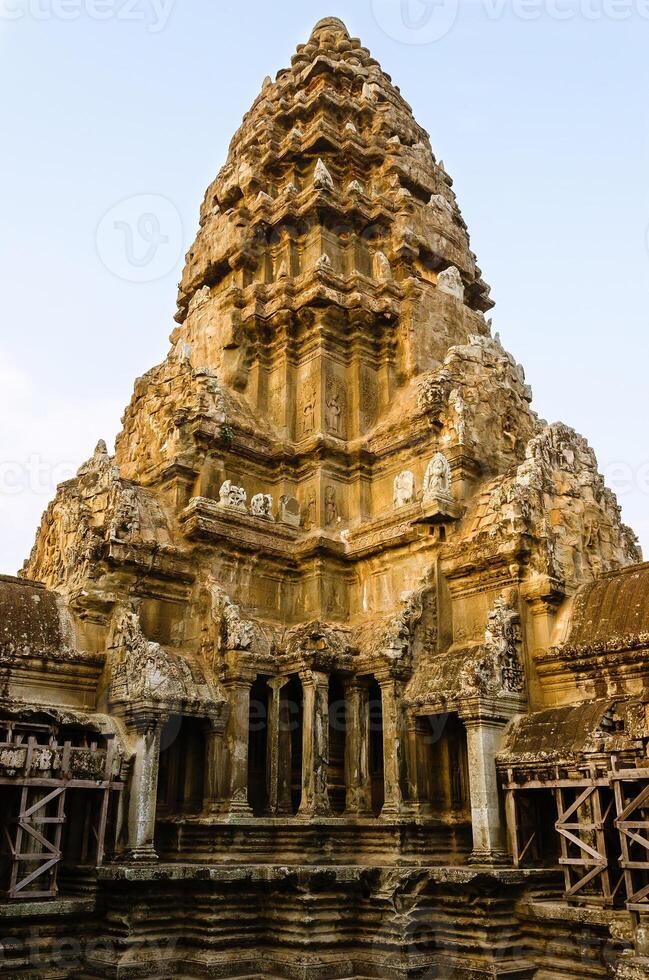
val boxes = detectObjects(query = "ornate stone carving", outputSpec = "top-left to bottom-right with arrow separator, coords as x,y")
110,608 -> 223,712
460,596 -> 525,698
423,454 -> 452,502
417,376 -> 448,419
210,584 -> 255,652
325,374 -> 346,438
325,486 -> 338,526
299,378 -> 317,436
219,480 -> 247,512
485,596 -> 525,694
303,488 -> 317,530
383,590 -> 425,660
108,483 -> 141,542
394,471 -> 416,509
251,493 -> 274,520
449,388 -> 468,445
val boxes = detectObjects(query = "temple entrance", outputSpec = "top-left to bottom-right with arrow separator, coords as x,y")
157,716 -> 206,816
286,674 -> 303,815
419,712 -> 470,820
248,677 -> 270,816
328,673 -> 347,815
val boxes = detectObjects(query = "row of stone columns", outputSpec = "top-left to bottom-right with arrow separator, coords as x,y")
122,675 -> 509,865
201,669 -> 407,820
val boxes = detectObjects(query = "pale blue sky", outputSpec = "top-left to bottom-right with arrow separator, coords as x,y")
1,0 -> 648,574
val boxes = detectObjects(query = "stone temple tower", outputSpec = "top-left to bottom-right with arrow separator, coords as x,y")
5,16 -> 649,980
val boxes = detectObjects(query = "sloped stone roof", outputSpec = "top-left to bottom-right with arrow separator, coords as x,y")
560,562 -> 649,655
498,698 -> 646,768
0,574 -> 70,659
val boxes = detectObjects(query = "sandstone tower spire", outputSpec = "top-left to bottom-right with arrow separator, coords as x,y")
6,19 -> 649,979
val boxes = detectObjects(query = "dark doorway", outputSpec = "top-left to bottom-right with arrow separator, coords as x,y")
368,678 -> 384,816
248,677 -> 270,816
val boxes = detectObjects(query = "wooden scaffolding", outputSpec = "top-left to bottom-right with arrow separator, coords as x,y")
504,764 -> 624,906
0,719 -> 123,900
611,756 -> 649,917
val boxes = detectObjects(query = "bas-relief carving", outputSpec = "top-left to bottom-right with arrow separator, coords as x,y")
423,454 -> 452,502
303,488 -> 317,530
269,381 -> 284,426
208,583 -> 256,653
325,486 -> 338,527
110,607 -> 223,712
459,596 -> 526,699
299,378 -> 317,437
325,374 -> 347,438
373,250 -> 392,281
394,471 -> 416,509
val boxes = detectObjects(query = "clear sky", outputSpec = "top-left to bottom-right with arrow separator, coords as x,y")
1,0 -> 648,574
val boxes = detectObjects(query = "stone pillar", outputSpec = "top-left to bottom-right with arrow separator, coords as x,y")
344,679 -> 372,816
223,674 -> 255,816
267,677 -> 292,816
203,723 -> 228,814
298,669 -> 331,817
465,717 -> 508,864
126,718 -> 163,861
378,676 -> 406,818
